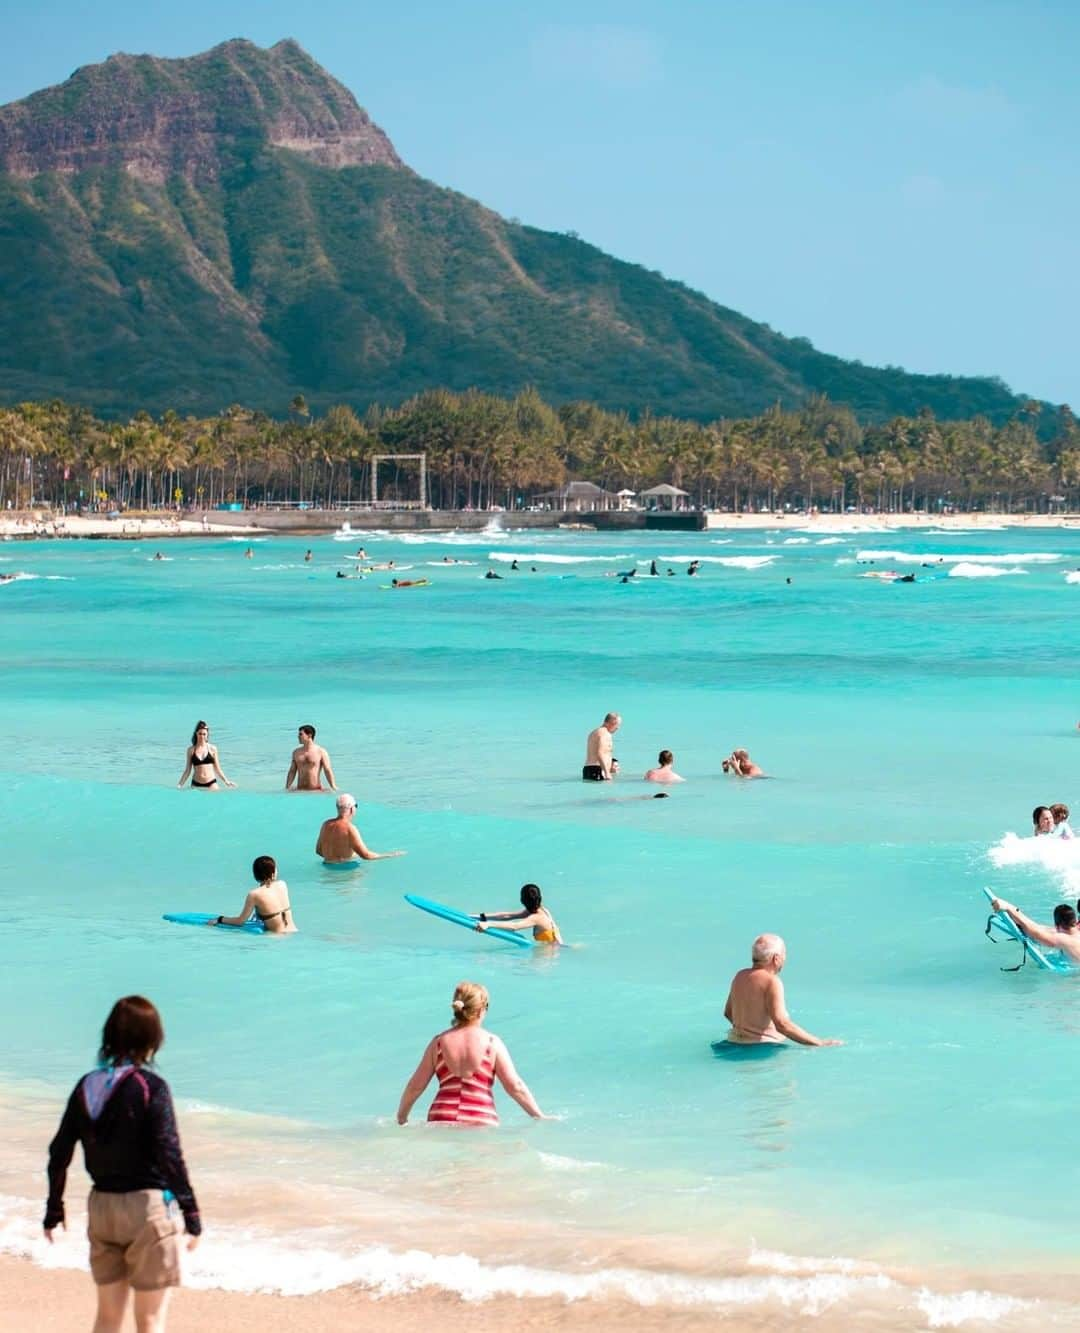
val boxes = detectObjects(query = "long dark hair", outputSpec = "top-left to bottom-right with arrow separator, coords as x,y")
99,996 -> 164,1066
191,720 -> 209,746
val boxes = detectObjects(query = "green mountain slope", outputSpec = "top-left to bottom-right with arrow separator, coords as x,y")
0,40 -> 1055,420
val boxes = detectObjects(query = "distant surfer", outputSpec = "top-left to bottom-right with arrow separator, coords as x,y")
583,712 -> 621,781
990,898 -> 1080,964
644,749 -> 684,784
315,793 -> 406,864
211,855 -> 296,934
650,560 -> 659,576
687,559 -> 700,576
722,748 -> 765,778
178,720 -> 235,790
304,549 -> 313,563
244,547 -> 254,559
485,569 -> 502,580
286,724 -> 337,792
475,884 -> 562,945
720,934 -> 841,1047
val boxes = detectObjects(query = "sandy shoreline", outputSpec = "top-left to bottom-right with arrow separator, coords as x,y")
1,509 -> 1078,540
0,1255 -> 839,1332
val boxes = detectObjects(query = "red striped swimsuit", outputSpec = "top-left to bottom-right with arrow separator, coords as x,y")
427,1037 -> 499,1126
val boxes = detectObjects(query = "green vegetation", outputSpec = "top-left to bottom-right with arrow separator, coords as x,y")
0,39 -> 1064,437
3,391 -> 1077,514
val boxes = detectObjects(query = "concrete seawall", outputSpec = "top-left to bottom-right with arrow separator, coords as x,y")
195,509 -> 706,533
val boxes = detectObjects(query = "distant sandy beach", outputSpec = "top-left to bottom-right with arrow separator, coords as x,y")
1,508 -> 1078,540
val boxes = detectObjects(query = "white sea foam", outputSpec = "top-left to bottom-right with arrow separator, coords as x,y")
989,833 -> 1080,893
0,1198 -> 1045,1325
916,1287 -> 1026,1327
1065,571 -> 1080,585
489,552 -> 630,564
228,536 -> 267,542
816,537 -> 847,545
708,538 -> 733,544
659,555 -> 777,569
782,537 -> 811,544
856,550 -> 1062,566
947,563 -> 1028,579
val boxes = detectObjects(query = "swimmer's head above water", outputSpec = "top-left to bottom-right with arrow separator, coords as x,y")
751,933 -> 786,970
1033,805 -> 1053,834
252,854 -> 277,885
336,792 -> 357,814
1053,904 -> 1077,930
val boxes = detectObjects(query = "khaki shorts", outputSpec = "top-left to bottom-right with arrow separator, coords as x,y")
87,1189 -> 184,1290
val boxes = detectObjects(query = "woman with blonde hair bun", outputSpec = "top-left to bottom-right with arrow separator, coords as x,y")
396,981 -> 546,1126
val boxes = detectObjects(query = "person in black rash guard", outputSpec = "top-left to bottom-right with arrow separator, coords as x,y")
44,995 -> 201,1332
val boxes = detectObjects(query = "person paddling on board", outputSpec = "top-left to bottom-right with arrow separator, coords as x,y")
315,793 -> 406,864
475,883 -> 562,945
721,934 -> 841,1047
211,855 -> 296,934
990,899 -> 1080,964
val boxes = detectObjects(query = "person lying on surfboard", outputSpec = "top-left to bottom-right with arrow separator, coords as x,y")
475,883 -> 563,945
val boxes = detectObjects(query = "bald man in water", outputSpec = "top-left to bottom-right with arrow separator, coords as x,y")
583,712 -> 621,781
723,934 -> 841,1046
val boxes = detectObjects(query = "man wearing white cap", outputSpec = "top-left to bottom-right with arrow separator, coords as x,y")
315,793 -> 406,865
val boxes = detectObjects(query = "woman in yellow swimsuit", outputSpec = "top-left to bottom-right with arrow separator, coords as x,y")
475,883 -> 562,945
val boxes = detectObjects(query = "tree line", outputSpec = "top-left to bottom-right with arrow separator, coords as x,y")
1,389 -> 1078,513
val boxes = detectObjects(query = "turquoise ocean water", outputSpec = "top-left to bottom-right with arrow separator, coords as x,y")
2,524 -> 1079,1327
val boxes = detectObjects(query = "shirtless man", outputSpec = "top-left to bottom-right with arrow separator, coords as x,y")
583,712 -> 621,781
286,725 -> 337,792
990,899 -> 1080,964
722,934 -> 841,1046
644,749 -> 684,783
315,794 -> 406,863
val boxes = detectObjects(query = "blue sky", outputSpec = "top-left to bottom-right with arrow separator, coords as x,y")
4,1 -> 1078,405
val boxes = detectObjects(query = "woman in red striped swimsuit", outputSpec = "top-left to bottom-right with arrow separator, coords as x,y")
396,981 -> 546,1127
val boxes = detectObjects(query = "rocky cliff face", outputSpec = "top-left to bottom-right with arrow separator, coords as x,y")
0,38 -> 404,182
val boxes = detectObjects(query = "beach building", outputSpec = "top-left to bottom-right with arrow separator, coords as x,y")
534,481 -> 619,512
640,483 -> 691,512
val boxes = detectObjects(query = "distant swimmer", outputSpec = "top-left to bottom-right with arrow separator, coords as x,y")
722,748 -> 765,778
1033,805 -> 1055,836
1051,803 -> 1075,839
391,577 -> 428,588
687,559 -> 700,576
336,570 -> 363,579
315,793 -> 406,863
354,547 -> 368,558
644,749 -> 685,784
304,549 -> 313,563
286,724 -> 337,792
485,569 -> 503,580
178,720 -> 235,790
511,559 -> 519,571
650,560 -> 659,576
244,547 -> 254,559
667,568 -> 676,577
990,898 -> 1080,965
396,981 -> 546,1126
211,855 -> 296,934
583,712 -> 621,781
721,934 -> 841,1047
442,556 -> 457,564
475,883 -> 563,945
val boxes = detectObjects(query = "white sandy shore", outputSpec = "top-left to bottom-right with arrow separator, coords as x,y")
1,509 -> 1078,540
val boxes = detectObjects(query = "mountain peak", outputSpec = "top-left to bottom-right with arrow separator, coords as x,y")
0,39 -> 404,182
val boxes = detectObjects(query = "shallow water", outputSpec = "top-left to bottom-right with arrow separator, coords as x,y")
2,526 -> 1079,1325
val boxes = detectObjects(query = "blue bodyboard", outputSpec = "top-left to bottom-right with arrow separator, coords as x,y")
404,893 -> 533,948
163,912 -> 264,935
982,888 -> 1072,973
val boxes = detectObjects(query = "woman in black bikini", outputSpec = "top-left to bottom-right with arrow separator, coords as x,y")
211,855 -> 296,934
177,721 -> 235,790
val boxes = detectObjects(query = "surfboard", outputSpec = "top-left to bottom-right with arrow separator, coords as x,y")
981,888 -> 1072,972
380,580 -> 430,590
404,893 -> 533,948
711,1039 -> 787,1060
322,859 -> 362,870
163,912 -> 264,935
